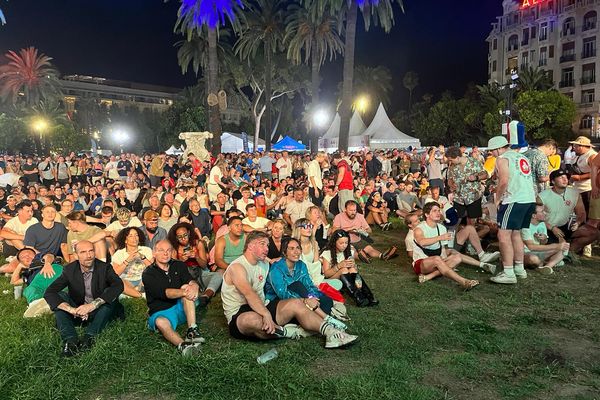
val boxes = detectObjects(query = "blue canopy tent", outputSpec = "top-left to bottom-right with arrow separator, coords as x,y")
272,136 -> 307,152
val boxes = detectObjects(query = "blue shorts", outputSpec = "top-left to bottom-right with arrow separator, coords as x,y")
497,202 -> 536,230
147,299 -> 198,331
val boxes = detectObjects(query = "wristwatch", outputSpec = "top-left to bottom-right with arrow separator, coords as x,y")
91,298 -> 104,308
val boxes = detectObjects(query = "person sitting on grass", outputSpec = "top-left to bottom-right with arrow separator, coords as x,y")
213,217 -> 246,271
364,191 -> 391,230
44,240 -> 125,357
522,204 -> 570,274
64,211 -> 108,263
404,203 -> 480,291
0,200 -> 38,274
111,227 -> 154,299
264,238 -> 349,330
331,200 -> 397,264
220,231 -> 358,349
10,247 -> 63,318
321,230 -> 378,307
142,240 -> 205,357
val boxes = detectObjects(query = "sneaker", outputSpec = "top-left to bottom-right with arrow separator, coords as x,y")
480,263 -> 497,275
490,272 -> 517,284
583,244 -> 593,257
466,244 -> 477,256
23,298 -> 52,318
178,341 -> 201,357
282,323 -> 313,339
556,261 -> 565,267
537,266 -> 554,275
325,331 -> 358,349
514,269 -> 527,279
324,315 -> 347,331
61,341 -> 79,357
185,326 -> 206,344
480,251 -> 501,264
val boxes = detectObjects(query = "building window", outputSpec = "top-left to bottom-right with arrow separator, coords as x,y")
540,22 -> 548,41
522,28 -> 529,45
581,115 -> 593,129
531,26 -> 537,38
561,42 -> 575,62
507,57 -> 518,75
549,45 -> 555,58
582,89 -> 595,103
560,67 -> 575,87
493,38 -> 497,50
492,60 -> 497,72
540,47 -> 548,66
562,17 -> 575,36
521,52 -> 529,69
583,37 -> 596,58
582,63 -> 596,84
508,35 -> 519,51
583,11 -> 597,31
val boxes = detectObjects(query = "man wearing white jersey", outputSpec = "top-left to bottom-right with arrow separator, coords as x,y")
488,136 -> 536,284
221,231 -> 357,349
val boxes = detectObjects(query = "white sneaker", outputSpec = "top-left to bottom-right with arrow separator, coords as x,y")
325,331 -> 358,349
324,315 -> 347,331
490,272 -> 517,284
23,298 -> 52,318
514,269 -> 527,279
480,251 -> 501,263
480,263 -> 497,275
283,323 -> 313,339
537,266 -> 554,275
466,244 -> 477,256
179,341 -> 201,357
583,244 -> 592,257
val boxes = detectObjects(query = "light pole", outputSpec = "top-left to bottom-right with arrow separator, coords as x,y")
112,129 -> 129,154
312,108 -> 330,154
353,95 -> 370,115
31,117 -> 49,155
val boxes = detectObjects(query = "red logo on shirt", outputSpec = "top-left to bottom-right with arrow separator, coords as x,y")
519,158 -> 531,175
258,275 -> 264,282
566,200 -> 572,206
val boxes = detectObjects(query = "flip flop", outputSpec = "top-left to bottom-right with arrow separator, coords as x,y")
382,246 -> 397,261
462,280 -> 480,291
358,250 -> 371,264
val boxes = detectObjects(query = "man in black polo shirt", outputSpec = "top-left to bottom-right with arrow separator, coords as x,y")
142,240 -> 204,356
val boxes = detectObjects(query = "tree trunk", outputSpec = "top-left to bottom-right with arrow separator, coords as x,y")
265,40 -> 273,151
408,89 -> 413,111
207,27 -> 222,154
339,1 -> 358,153
310,42 -> 320,154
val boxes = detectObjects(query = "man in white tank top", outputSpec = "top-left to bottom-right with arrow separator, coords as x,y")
488,136 -> 536,285
221,232 -> 358,349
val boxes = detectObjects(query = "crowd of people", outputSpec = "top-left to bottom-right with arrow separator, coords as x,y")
0,135 -> 594,357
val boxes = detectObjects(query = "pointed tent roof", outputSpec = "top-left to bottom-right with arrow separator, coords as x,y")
363,103 -> 421,148
272,136 -> 307,151
322,111 -> 366,139
323,113 -> 341,139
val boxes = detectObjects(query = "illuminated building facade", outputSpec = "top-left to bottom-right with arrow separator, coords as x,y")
487,0 -> 600,136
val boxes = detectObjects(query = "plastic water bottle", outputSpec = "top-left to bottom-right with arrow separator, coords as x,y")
257,348 -> 278,364
355,274 -> 363,289
13,285 -> 23,300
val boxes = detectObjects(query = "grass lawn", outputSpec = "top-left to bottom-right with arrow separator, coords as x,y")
0,227 -> 599,400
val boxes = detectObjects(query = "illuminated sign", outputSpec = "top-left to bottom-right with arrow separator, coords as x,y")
521,0 -> 546,8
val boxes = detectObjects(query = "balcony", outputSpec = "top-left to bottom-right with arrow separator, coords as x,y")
581,76 -> 596,85
539,34 -> 548,41
539,59 -> 548,66
561,28 -> 576,36
582,49 -> 597,59
560,54 -> 576,63
583,22 -> 597,32
507,45 -> 519,52
559,80 -> 575,88
563,4 -> 576,12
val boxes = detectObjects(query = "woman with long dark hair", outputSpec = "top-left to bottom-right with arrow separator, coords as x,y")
112,226 -> 154,298
321,230 -> 378,307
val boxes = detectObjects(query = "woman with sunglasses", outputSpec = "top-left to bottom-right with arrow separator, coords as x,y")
168,222 -> 221,305
321,230 -> 378,307
365,191 -> 391,231
111,227 -> 154,298
292,218 -> 343,292
264,238 -> 349,329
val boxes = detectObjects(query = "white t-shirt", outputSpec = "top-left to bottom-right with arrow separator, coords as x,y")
112,246 -> 152,282
4,216 -> 39,236
276,157 -> 291,179
412,222 -> 448,264
307,160 -> 323,189
285,200 -> 314,224
539,187 -> 578,228
321,248 -> 356,264
209,166 -> 223,186
105,161 -> 120,180
521,222 -> 547,253
404,229 -> 415,253
242,216 -> 270,229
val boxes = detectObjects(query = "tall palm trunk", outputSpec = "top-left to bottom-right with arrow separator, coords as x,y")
339,1 -> 358,152
207,27 -> 222,154
408,89 -> 413,111
264,40 -> 273,151
310,42 -> 320,154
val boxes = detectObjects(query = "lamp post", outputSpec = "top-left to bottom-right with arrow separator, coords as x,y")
31,118 -> 49,155
312,108 -> 330,154
353,95 -> 370,115
112,129 -> 129,154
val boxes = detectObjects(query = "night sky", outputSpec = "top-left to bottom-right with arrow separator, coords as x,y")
0,0 -> 503,112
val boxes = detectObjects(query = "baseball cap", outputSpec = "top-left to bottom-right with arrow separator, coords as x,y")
549,169 -> 570,183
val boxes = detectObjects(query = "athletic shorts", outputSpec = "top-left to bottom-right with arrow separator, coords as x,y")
412,259 -> 423,275
454,198 -> 483,219
589,196 -> 600,220
147,298 -> 199,332
497,202 -> 536,230
228,300 -> 280,341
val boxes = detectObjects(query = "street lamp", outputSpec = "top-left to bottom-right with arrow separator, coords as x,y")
311,107 -> 331,154
353,95 -> 370,115
31,117 -> 49,155
112,129 -> 129,153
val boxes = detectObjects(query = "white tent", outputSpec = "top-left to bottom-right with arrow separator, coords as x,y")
319,111 -> 368,152
165,145 -> 183,155
363,103 -> 421,149
221,132 -> 265,153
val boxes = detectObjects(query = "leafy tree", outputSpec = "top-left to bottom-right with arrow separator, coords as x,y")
515,90 -> 576,142
402,71 -> 418,110
159,100 -> 208,150
352,65 -> 392,115
235,0 -> 286,151
0,113 -> 31,153
518,66 -> 554,92
0,47 -> 60,106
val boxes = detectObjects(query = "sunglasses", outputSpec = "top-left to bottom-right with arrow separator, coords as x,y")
299,223 -> 313,229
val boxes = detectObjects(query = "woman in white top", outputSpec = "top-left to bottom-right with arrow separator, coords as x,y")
111,227 -> 154,298
158,203 -> 177,233
292,218 -> 342,291
321,230 -> 378,307
208,160 -> 228,202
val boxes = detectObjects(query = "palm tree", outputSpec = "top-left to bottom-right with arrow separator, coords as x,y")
518,66 -> 554,91
0,47 -> 59,106
176,0 -> 243,154
353,65 -> 392,108
337,0 -> 404,151
284,0 -> 343,149
235,0 -> 286,151
403,70 -> 418,110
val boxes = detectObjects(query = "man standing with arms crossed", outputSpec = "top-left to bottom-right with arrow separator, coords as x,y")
487,136 -> 536,284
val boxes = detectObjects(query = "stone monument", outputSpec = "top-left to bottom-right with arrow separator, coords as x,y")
179,131 -> 213,161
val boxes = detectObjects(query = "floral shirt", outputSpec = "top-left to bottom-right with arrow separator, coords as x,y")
447,157 -> 485,206
524,148 -> 550,194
